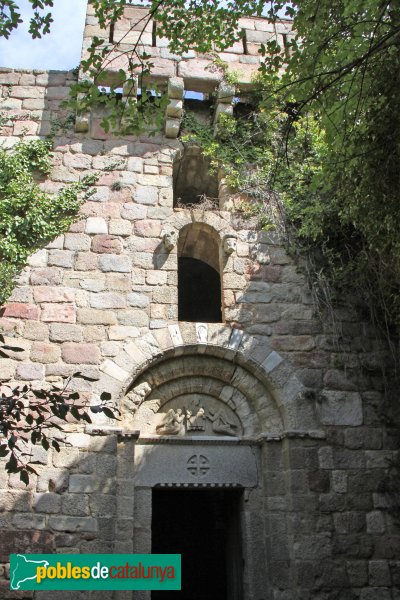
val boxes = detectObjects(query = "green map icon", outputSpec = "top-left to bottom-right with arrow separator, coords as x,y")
10,554 -> 49,590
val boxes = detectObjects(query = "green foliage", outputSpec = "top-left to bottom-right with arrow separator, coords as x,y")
0,138 -> 96,304
3,0 -> 400,328
182,77 -> 326,231
0,334 -> 119,484
0,0 -> 53,39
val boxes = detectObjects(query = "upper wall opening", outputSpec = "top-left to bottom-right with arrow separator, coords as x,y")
173,146 -> 218,207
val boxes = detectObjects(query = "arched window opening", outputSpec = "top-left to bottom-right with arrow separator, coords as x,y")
178,225 -> 222,323
173,146 -> 218,207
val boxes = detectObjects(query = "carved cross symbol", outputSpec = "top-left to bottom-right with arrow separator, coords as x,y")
186,454 -> 210,477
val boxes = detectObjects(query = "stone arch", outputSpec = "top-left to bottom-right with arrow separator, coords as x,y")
167,209 -> 235,241
95,324 -> 319,433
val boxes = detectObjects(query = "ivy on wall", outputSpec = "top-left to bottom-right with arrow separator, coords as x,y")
0,132 -> 96,305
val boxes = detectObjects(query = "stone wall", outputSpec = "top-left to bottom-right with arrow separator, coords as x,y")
0,4 -> 399,599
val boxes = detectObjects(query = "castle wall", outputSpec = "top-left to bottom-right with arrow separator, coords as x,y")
0,6 -> 399,598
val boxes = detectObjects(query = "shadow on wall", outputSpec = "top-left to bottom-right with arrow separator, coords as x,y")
0,432 -> 128,600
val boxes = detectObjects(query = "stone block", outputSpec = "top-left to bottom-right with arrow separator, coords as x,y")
75,252 -> 98,271
30,268 -> 62,286
127,157 -> 143,172
121,204 -> 147,221
15,363 -> 45,381
108,326 -> 140,340
166,98 -> 183,118
369,561 -> 391,586
34,493 -> 61,514
62,494 -> 90,516
92,235 -> 123,254
100,360 -> 129,382
109,219 -> 132,236
49,323 -> 83,343
48,250 -> 74,268
106,274 -> 131,291
135,186 -> 158,205
41,303 -> 76,323
134,219 -> 161,237
85,217 -> 108,234
98,254 -> 131,272
62,343 -> 100,364
165,118 -> 180,138
359,589 -> 391,600
168,77 -> 184,99
89,292 -> 126,309
366,510 -> 385,534
52,448 -> 79,469
77,308 -> 117,325
63,153 -> 92,169
48,515 -> 97,533
9,286 -> 34,303
2,303 -> 40,320
318,391 -> 363,426
33,287 -> 75,303
64,234 -> 91,251
31,342 -> 61,364
117,309 -> 149,327
13,513 -> 47,530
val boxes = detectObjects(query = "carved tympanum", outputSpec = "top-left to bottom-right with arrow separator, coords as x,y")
153,396 -> 241,437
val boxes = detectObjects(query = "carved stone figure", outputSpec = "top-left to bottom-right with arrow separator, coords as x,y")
208,406 -> 238,436
187,407 -> 206,431
122,381 -> 152,424
156,408 -> 186,435
223,234 -> 237,255
161,227 -> 178,251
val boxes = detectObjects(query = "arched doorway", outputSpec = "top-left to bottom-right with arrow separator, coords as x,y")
121,344 -> 285,600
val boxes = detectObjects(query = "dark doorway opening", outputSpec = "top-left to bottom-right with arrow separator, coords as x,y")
152,488 -> 243,600
178,257 -> 222,322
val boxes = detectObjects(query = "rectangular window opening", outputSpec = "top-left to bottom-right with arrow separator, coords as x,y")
109,22 -> 115,43
242,29 -> 248,54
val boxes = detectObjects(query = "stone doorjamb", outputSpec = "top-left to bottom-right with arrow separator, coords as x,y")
126,437 -> 269,600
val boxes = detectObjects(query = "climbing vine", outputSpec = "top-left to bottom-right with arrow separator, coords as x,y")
0,130 -> 96,305
182,62 -> 400,336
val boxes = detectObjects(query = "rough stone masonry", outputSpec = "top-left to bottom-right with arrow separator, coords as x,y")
0,3 -> 399,600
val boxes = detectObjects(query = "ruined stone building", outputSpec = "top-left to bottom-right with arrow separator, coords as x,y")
0,2 -> 399,599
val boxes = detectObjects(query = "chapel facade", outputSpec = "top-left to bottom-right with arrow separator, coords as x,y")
0,3 -> 399,599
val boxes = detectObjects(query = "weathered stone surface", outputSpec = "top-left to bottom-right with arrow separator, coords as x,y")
31,342 -> 61,363
62,343 -> 101,364
33,287 -> 75,303
2,303 -> 40,320
77,308 -> 117,325
318,391 -> 363,426
48,516 -> 97,533
89,292 -> 126,309
30,268 -> 62,286
98,254 -> 131,272
0,16 -> 398,599
49,323 -> 82,342
15,363 -> 45,380
134,186 -> 158,205
92,235 -> 123,254
41,303 -> 76,323
85,217 -> 108,234
121,203 -> 147,221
